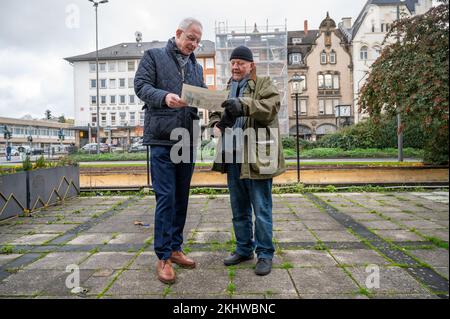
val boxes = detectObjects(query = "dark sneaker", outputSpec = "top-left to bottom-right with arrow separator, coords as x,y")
255,258 -> 272,276
224,252 -> 254,266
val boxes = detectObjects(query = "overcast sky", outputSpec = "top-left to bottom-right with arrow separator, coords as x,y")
0,0 -> 374,120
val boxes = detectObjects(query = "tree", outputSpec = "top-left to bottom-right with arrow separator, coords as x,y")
58,115 -> 66,123
45,109 -> 52,120
359,1 -> 449,164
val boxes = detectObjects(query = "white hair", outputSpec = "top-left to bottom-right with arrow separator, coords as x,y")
178,17 -> 203,31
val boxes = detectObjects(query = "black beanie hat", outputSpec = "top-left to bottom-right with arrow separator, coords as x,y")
229,46 -> 254,62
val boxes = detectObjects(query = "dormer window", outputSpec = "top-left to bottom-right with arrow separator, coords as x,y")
289,53 -> 302,65
292,37 -> 302,45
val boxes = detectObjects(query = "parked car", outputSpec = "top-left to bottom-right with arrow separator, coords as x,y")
81,143 -> 110,153
128,144 -> 147,153
30,147 -> 45,155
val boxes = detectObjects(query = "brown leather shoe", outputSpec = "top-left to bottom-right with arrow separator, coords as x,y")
170,251 -> 196,269
156,259 -> 176,284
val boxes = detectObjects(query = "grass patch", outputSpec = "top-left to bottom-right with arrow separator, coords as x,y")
0,245 -> 14,255
281,262 -> 294,270
226,282 -> 236,295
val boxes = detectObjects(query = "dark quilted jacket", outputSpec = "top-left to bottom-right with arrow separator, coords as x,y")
134,38 -> 206,146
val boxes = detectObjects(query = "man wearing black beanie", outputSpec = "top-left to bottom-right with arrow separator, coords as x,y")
209,45 -> 286,276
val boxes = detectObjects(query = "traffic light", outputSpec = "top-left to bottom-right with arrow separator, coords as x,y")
3,125 -> 11,140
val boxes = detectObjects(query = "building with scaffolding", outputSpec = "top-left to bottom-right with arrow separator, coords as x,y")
215,21 -> 289,135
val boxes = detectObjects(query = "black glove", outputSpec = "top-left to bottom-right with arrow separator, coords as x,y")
216,109 -> 236,132
221,98 -> 244,118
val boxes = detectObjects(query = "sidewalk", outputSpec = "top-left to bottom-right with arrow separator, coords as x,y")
0,191 -> 448,299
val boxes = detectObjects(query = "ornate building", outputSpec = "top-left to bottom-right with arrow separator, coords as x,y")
288,13 -> 353,141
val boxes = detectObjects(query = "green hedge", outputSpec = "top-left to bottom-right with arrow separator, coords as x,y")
282,115 -> 427,151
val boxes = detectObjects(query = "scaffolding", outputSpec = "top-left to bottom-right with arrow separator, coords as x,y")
215,20 -> 289,135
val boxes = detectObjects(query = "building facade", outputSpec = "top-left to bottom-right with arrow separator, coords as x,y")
287,13 -> 353,141
343,0 -> 433,123
0,116 -> 77,152
65,37 -> 216,147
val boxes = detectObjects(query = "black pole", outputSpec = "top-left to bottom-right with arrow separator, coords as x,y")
146,145 -> 150,187
295,93 -> 300,183
95,4 -> 100,154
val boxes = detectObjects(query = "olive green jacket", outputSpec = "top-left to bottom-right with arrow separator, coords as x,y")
209,74 -> 286,180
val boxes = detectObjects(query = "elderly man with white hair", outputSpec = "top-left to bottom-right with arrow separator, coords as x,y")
135,17 -> 206,284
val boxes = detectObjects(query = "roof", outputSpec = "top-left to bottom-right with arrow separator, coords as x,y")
64,40 -> 216,63
0,116 -> 74,129
351,0 -> 418,39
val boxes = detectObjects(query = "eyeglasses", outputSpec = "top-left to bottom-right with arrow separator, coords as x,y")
183,32 -> 201,44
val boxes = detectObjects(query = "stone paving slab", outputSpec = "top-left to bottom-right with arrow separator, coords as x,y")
0,191 -> 448,299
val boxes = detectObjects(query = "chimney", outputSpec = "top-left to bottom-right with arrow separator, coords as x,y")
304,20 -> 308,35
341,17 -> 352,29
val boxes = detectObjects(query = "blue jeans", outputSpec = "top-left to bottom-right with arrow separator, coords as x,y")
151,145 -> 195,260
227,163 -> 274,259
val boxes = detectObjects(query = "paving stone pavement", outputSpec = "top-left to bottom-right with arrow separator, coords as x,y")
0,191 -> 448,299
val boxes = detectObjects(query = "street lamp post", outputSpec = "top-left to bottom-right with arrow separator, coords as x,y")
289,73 -> 304,184
396,0 -> 405,162
89,0 -> 108,154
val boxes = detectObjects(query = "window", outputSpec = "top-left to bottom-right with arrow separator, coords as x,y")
321,51 -> 327,64
373,46 -> 382,59
129,95 -> 135,104
90,96 -> 97,105
318,74 -> 325,89
91,114 -> 97,124
360,46 -> 368,60
109,79 -> 116,89
386,23 -> 391,32
108,62 -> 116,72
111,113 -> 116,126
118,61 -> 126,72
205,58 -> 214,69
293,99 -> 307,116
325,74 -> 333,89
100,79 -> 107,89
139,112 -> 145,126
292,37 -> 302,45
128,78 -> 134,88
289,53 -> 302,65
330,50 -> 336,64
381,23 -> 385,33
119,95 -> 126,104
129,112 -> 136,125
99,63 -> 107,72
128,61 -> 135,72
119,78 -> 126,88
319,100 -> 325,115
110,95 -> 116,105
333,75 -> 340,89
326,99 -> 334,115
101,113 -> 107,126
206,75 -> 214,86
89,63 -> 96,72
100,96 -> 107,105
119,112 -> 126,125
90,79 -> 97,89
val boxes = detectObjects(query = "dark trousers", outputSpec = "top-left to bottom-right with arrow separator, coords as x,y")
151,145 -> 195,260
227,163 -> 275,259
